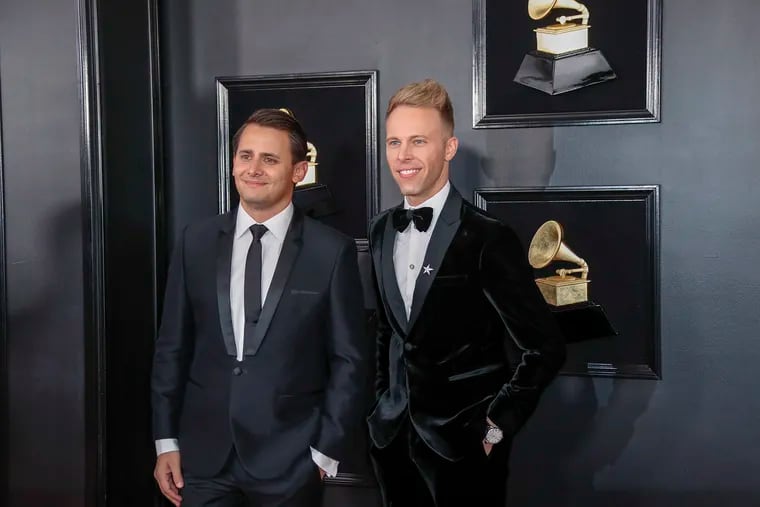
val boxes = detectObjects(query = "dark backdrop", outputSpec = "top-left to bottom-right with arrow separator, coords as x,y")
159,0 -> 760,506
1,1 -> 90,505
2,0 -> 760,506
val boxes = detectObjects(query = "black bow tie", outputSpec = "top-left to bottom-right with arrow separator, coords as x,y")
392,207 -> 433,232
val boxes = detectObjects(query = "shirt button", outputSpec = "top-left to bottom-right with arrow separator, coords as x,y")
233,366 -> 243,376
410,264 -> 415,270
404,342 -> 413,352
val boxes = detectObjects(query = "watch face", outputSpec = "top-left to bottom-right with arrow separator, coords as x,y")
486,426 -> 503,444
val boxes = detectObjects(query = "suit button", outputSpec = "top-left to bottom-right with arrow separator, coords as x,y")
404,342 -> 413,352
232,366 -> 243,376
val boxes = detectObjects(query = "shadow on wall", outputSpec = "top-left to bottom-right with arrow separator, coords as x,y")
7,203 -> 86,507
507,375 -> 657,507
452,128 -> 556,199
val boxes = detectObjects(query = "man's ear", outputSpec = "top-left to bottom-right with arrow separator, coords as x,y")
292,160 -> 308,184
444,136 -> 459,162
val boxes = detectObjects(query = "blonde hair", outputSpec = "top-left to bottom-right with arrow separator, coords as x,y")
386,79 -> 454,134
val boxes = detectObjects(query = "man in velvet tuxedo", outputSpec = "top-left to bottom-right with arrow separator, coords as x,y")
151,109 -> 368,507
366,80 -> 566,506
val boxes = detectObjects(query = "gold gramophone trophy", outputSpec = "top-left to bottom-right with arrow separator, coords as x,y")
278,108 -> 318,188
278,107 -> 337,218
513,0 -> 616,95
529,220 -> 589,306
527,219 -> 617,343
301,141 -> 319,187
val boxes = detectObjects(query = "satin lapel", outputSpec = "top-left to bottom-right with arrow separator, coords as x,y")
244,209 -> 304,356
379,207 -> 409,334
216,211 -> 238,356
407,188 -> 463,331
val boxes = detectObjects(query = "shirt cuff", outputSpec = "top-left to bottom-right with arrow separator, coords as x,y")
310,446 -> 339,477
155,438 -> 179,456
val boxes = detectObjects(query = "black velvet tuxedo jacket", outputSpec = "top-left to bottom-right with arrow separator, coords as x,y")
151,207 -> 368,489
366,186 -> 566,461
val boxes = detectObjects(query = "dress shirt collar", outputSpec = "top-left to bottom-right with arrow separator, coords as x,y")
234,202 -> 294,242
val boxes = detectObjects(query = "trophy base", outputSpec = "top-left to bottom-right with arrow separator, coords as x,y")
535,275 -> 589,306
293,183 -> 337,219
513,48 -> 616,95
549,301 -> 618,343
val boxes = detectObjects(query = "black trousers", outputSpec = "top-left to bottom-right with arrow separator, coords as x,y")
370,419 -> 511,507
181,448 -> 323,507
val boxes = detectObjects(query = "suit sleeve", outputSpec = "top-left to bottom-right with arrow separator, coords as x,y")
315,239 -> 371,460
480,225 -> 566,437
151,226 -> 195,440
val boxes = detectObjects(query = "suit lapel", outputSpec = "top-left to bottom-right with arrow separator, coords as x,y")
244,209 -> 304,356
407,188 -> 463,331
216,210 -> 238,356
374,208 -> 409,335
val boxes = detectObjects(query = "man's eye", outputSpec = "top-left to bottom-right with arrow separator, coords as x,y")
264,157 -> 277,164
387,140 -> 400,147
413,139 -> 426,145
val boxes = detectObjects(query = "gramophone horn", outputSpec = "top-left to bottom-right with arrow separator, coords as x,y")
528,0 -> 557,20
528,220 -> 586,269
528,0 -> 589,21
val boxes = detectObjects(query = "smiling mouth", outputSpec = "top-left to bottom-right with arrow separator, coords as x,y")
397,168 -> 421,178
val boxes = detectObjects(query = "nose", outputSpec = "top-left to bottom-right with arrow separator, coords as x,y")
246,159 -> 263,176
397,142 -> 412,161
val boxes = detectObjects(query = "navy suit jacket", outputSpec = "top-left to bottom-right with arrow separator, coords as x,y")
151,207 -> 369,492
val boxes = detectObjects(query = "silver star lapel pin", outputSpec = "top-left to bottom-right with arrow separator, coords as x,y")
423,264 -> 434,276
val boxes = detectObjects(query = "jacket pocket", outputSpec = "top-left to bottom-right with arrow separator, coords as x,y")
447,363 -> 504,382
276,390 -> 324,422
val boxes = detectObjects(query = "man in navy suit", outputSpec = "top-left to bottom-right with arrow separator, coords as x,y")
151,109 -> 369,507
367,79 -> 566,506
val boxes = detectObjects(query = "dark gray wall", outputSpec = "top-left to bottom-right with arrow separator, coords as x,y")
0,1 -> 166,506
160,0 -> 760,505
0,1 -> 89,505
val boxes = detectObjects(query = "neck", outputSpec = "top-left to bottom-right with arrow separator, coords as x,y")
240,198 -> 291,224
406,172 -> 449,207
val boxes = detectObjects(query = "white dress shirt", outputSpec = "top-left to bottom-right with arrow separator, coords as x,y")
156,203 -> 339,477
393,182 -> 450,317
230,203 -> 293,361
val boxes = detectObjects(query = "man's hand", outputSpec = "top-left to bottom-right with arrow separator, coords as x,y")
154,451 -> 183,506
319,468 -> 326,480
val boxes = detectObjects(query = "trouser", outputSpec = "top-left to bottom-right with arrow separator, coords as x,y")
370,418 -> 511,507
181,448 -> 323,507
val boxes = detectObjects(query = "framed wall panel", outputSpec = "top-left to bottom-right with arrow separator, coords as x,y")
472,0 -> 662,128
474,186 -> 661,379
217,71 -> 379,250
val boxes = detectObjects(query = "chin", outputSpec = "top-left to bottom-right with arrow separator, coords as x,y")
396,181 -> 419,195
240,195 -> 267,208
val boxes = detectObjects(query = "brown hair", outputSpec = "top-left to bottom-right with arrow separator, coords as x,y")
386,79 -> 454,134
231,108 -> 308,162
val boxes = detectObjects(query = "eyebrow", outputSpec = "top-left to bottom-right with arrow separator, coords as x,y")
236,149 -> 281,159
386,134 -> 428,141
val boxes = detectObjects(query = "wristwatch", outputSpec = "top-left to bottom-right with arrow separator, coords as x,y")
484,423 -> 503,444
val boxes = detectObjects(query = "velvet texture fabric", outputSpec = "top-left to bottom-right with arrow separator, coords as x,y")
366,186 -> 566,504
